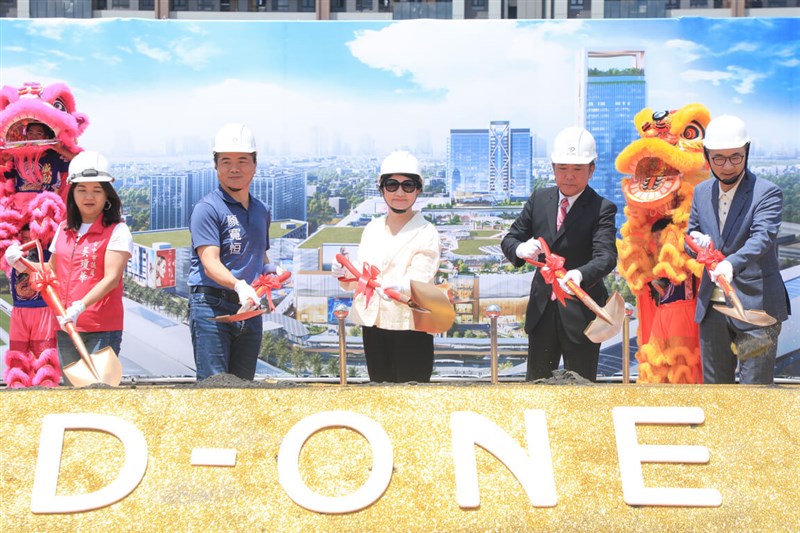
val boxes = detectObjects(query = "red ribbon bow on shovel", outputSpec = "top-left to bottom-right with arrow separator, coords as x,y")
252,270 -> 292,312
536,251 -> 572,306
29,269 -> 59,293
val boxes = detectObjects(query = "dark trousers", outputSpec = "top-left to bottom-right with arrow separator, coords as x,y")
527,300 -> 599,382
699,309 -> 781,384
361,326 -> 434,383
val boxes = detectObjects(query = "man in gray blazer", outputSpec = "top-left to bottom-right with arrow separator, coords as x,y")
687,115 -> 790,384
502,127 -> 617,382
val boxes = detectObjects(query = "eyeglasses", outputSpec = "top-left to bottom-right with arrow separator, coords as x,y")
382,178 -> 419,193
710,154 -> 744,166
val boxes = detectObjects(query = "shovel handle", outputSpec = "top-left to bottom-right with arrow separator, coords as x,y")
685,234 -> 737,296
335,253 -> 364,281
17,240 -> 102,382
527,238 -> 614,325
335,253 -> 421,310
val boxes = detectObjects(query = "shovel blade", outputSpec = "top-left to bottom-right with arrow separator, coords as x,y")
712,304 -> 777,327
583,292 -> 625,343
63,347 -> 122,387
409,280 -> 456,334
208,309 -> 267,323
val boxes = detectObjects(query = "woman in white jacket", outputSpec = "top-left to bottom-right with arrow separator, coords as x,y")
334,151 -> 441,382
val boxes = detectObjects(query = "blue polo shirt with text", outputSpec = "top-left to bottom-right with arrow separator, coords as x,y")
188,185 -> 270,289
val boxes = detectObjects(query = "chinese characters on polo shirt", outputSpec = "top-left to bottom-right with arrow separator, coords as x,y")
227,215 -> 243,254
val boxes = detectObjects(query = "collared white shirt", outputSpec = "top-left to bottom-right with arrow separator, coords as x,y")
718,178 -> 741,231
558,189 -> 584,214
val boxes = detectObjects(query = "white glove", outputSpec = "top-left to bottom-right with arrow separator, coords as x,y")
331,261 -> 348,279
515,237 -> 542,260
4,243 -> 24,271
689,231 -> 712,250
58,300 -> 86,329
709,260 -> 733,285
376,285 -> 403,301
557,269 -> 583,296
233,279 -> 261,313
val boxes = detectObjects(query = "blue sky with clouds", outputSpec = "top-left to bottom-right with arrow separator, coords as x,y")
1,17 -> 797,158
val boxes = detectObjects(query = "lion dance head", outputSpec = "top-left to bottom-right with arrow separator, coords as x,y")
0,81 -> 89,388
616,104 -> 710,384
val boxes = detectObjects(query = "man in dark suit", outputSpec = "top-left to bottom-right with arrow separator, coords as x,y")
687,115 -> 790,384
501,127 -> 617,382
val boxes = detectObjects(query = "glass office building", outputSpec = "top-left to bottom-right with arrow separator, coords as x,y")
448,129 -> 489,199
584,50 -> 646,232
449,123 -> 531,201
510,128 -> 533,199
149,173 -> 187,231
489,121 -> 511,200
252,170 -> 308,222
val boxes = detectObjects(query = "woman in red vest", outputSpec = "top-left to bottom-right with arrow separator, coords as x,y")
47,150 -> 132,384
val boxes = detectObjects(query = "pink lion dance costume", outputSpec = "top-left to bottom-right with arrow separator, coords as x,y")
0,82 -> 89,387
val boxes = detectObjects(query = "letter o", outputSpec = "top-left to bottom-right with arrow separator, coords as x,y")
277,410 -> 393,514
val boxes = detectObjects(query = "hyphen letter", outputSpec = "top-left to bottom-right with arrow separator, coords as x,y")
450,410 -> 557,508
30,413 -> 148,513
612,406 -> 721,507
278,411 -> 393,514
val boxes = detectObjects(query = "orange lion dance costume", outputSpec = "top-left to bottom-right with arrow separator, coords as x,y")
616,104 -> 710,383
0,82 -> 88,387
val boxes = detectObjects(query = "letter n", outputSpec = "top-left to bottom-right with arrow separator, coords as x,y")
450,410 -> 557,508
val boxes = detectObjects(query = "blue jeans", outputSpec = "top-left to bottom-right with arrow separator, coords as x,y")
189,292 -> 263,381
56,329 -> 123,384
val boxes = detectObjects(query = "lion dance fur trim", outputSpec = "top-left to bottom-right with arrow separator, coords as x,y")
616,104 -> 710,383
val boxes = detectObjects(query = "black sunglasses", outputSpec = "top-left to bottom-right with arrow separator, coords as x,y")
383,178 -> 420,193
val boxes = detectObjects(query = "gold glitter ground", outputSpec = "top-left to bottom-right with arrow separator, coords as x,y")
1,383 -> 798,532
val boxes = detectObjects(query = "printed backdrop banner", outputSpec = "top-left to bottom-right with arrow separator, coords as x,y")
0,18 -> 796,162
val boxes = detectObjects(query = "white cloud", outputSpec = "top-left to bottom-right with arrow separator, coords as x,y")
680,69 -> 731,86
133,38 -> 171,63
169,37 -> 220,70
726,66 -> 766,95
48,49 -> 85,62
91,52 -> 123,66
728,42 -> 758,53
24,19 -> 104,42
664,39 -> 706,64
344,21 -> 581,146
779,58 -> 799,68
680,66 -> 765,95
3,45 -> 26,53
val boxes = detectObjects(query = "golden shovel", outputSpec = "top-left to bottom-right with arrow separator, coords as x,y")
208,270 -> 292,323
335,253 -> 455,334
685,235 -> 776,327
18,240 -> 122,387
525,238 -> 624,342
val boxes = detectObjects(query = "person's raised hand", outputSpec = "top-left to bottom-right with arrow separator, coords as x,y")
557,269 -> 583,296
515,237 -> 542,260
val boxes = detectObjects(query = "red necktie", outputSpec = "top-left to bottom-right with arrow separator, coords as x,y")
556,197 -> 569,231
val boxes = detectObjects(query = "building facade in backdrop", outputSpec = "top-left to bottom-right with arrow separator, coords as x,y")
4,0 -> 797,20
448,122 -> 532,201
583,50 -> 647,231
149,167 -> 307,230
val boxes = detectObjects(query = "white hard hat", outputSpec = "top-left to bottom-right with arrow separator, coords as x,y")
551,127 -> 597,164
379,150 -> 423,185
213,123 -> 257,153
68,150 -> 114,183
703,115 -> 749,150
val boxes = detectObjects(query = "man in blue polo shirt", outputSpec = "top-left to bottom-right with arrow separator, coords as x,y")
188,123 -> 272,381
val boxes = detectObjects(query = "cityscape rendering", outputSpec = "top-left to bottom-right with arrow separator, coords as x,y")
1,16 -> 799,381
